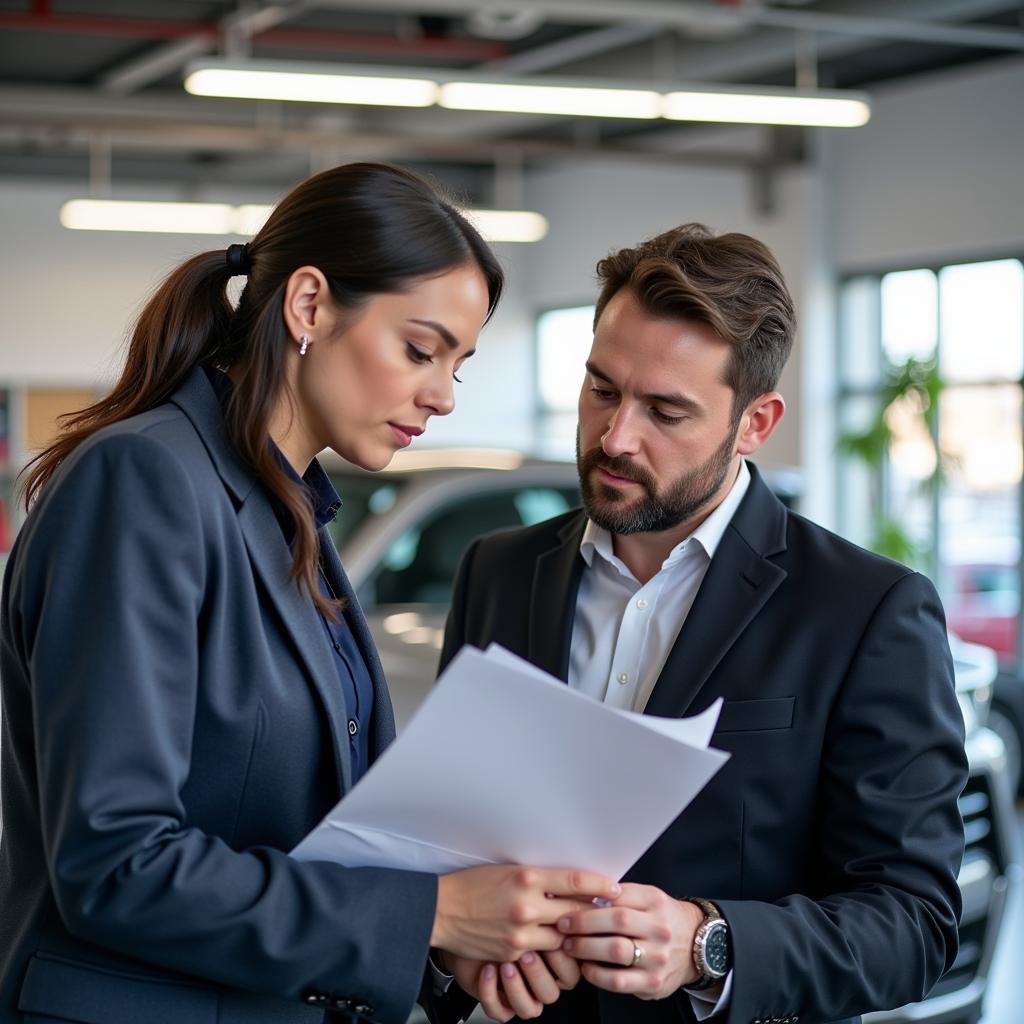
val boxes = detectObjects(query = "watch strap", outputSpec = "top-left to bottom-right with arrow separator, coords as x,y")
683,897 -> 729,989
684,896 -> 721,922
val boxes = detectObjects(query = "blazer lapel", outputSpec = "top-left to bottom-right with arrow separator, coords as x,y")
238,499 -> 353,794
528,513 -> 587,680
318,532 -> 397,760
644,466 -> 789,719
170,368 -> 353,794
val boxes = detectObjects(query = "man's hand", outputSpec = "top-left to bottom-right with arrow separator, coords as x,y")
558,883 -> 704,999
441,950 -> 582,1022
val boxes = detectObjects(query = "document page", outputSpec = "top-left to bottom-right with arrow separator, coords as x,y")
292,644 -> 729,879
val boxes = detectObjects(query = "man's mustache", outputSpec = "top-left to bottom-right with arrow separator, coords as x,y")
580,448 -> 652,488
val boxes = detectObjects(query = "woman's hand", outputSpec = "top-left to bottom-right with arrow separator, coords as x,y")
443,949 -> 582,1022
431,865 -> 620,963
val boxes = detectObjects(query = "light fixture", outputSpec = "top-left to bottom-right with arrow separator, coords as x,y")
185,64 -> 437,108
60,199 -> 246,234
439,82 -> 660,119
662,86 -> 870,128
183,58 -> 871,128
462,209 -> 549,243
59,199 -> 547,243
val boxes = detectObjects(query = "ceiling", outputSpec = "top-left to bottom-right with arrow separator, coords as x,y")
1,0 -> 1022,203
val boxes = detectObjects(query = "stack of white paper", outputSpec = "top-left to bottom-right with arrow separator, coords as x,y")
292,644 -> 729,880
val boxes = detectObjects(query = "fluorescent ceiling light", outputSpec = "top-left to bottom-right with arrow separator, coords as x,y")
185,66 -> 437,107
234,204 -> 273,235
662,89 -> 870,128
439,82 -> 660,119
184,58 -> 870,128
462,209 -> 549,243
59,200 -> 547,244
60,199 -> 246,234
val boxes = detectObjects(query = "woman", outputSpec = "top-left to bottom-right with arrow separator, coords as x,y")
0,163 -> 617,1024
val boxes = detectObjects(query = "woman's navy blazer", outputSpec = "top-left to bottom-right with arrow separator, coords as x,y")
0,367 -> 438,1024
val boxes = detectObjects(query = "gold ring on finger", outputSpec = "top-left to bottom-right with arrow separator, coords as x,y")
631,941 -> 645,967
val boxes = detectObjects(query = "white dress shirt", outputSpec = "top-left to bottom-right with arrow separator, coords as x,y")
569,459 -> 750,1019
570,458 -> 749,710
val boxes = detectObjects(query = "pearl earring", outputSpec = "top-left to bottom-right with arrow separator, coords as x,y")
299,335 -> 309,356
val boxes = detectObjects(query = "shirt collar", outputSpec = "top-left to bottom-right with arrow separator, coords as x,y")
202,366 -> 341,532
580,458 -> 751,571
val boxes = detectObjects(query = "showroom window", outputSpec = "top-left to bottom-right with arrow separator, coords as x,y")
837,256 -> 1024,668
535,304 -> 594,456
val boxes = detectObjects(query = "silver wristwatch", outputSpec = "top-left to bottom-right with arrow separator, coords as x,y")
685,897 -> 731,990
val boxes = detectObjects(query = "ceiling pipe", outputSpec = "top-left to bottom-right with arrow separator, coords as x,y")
0,121 -> 770,172
311,0 -> 1024,51
629,0 -> 1023,84
487,23 -> 664,73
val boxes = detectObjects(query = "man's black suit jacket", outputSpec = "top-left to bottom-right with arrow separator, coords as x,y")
439,462 -> 967,1024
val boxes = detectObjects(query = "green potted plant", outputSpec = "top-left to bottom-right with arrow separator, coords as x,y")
837,356 -> 950,568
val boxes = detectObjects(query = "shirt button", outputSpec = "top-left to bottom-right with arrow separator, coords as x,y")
348,719 -> 359,736
636,598 -> 648,609
617,672 -> 630,684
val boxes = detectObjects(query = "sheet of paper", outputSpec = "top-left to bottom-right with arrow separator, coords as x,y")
483,644 -> 723,749
292,644 -> 729,880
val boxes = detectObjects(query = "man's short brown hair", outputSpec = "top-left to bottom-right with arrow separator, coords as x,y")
594,223 -> 796,418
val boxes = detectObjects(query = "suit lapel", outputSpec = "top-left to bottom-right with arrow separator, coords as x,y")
238,499 -> 353,794
644,465 -> 789,719
318,532 -> 396,759
170,368 -> 354,794
527,513 -> 587,681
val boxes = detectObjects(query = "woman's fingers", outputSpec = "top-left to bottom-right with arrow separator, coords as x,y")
497,962 -> 544,1019
434,865 -> 619,962
541,948 -> 582,990
530,869 -> 620,902
477,964 -> 514,1023
516,951 -> 562,1005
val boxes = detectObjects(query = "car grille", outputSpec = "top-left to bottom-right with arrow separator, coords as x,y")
930,773 -> 1002,997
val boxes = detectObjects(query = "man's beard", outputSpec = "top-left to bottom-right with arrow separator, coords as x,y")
576,427 -> 737,536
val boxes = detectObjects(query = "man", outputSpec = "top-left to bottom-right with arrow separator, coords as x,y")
438,224 -> 967,1024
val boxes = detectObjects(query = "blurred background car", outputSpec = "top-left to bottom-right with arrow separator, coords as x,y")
324,448 -> 1020,1024
945,540 -> 1024,798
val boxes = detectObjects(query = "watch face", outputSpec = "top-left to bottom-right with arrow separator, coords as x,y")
703,922 -> 730,976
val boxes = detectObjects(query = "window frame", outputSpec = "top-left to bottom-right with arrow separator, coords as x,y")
836,249 -> 1024,674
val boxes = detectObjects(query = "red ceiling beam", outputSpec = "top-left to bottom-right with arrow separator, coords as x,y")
0,11 -> 508,60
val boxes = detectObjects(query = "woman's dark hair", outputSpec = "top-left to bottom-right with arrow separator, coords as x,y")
22,162 -> 504,617
594,223 -> 795,422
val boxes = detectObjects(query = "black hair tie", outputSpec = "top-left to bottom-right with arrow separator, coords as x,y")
225,242 -> 251,276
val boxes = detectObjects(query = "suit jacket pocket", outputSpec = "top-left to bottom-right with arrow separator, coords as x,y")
18,952 -> 218,1024
715,696 -> 795,733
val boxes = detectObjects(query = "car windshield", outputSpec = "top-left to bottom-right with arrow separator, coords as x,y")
325,473 -> 411,550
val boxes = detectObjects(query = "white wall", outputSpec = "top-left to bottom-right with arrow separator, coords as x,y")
0,184 -> 210,386
827,56 -> 1024,271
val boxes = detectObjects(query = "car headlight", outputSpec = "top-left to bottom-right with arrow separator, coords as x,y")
950,635 -> 998,732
